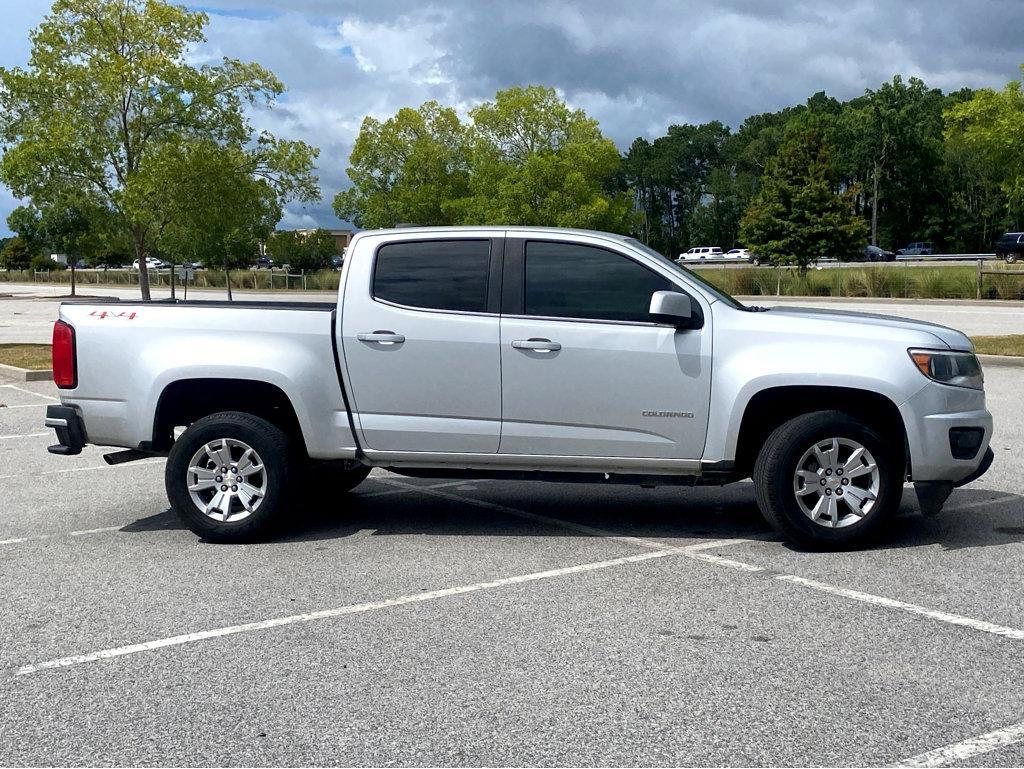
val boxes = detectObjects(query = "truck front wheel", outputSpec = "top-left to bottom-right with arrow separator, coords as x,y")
166,411 -> 295,543
753,410 -> 903,549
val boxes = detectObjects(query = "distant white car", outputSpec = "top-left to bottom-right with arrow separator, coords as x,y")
677,246 -> 724,262
132,257 -> 171,270
723,248 -> 751,261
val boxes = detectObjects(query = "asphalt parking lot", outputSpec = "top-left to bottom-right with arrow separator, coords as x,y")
0,367 -> 1022,767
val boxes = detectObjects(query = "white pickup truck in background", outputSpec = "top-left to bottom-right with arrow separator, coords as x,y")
45,227 -> 993,548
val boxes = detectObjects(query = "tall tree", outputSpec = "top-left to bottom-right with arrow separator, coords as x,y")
333,101 -> 470,228
154,141 -> 288,299
459,86 -> 632,230
0,0 -> 318,299
945,65 -> 1024,227
740,123 -> 867,268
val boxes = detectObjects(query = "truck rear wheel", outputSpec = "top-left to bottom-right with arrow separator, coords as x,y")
753,410 -> 903,549
166,411 -> 295,543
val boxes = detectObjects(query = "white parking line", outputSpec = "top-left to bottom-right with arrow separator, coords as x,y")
0,403 -> 48,409
0,384 -> 57,401
0,432 -> 48,440
410,480 -> 1024,643
898,719 -> 1024,767
15,545 -> 690,675
0,525 -> 123,548
776,574 -> 1024,640
0,458 -> 163,481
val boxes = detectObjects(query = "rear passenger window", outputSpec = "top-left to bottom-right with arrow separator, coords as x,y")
524,241 -> 672,323
374,240 -> 491,313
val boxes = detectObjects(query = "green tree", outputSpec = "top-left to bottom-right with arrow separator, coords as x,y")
945,65 -> 1024,226
0,235 -> 33,270
0,0 -> 318,300
459,86 -> 632,231
334,101 -> 470,228
153,141 -> 284,298
740,124 -> 867,268
335,86 -> 631,232
294,229 -> 337,271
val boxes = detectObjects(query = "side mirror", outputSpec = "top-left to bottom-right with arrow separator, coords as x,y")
649,290 -> 701,329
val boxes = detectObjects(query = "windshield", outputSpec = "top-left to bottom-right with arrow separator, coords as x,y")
624,237 -> 745,309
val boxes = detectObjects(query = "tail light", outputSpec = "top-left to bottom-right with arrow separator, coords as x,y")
52,320 -> 77,389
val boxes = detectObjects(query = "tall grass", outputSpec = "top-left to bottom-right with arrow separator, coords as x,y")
4,263 -> 1024,300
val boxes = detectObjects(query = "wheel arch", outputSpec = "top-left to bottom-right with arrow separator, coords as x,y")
151,378 -> 307,455
733,385 -> 908,477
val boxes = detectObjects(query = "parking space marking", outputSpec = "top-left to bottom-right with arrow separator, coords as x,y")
0,458 -> 163,481
0,403 -> 49,409
400,480 -> 1024,643
899,719 -> 1024,767
0,432 -> 48,440
0,384 -> 57,401
15,545 -> 696,676
0,525 -> 125,548
777,574 -> 1024,640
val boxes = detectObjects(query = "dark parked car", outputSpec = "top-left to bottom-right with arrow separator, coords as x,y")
896,241 -> 934,256
859,245 -> 896,262
995,232 -> 1024,264
254,256 -> 274,269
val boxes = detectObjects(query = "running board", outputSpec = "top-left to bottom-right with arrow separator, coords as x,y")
103,449 -> 160,466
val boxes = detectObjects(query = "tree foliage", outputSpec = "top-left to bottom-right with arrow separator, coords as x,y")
265,228 -> 335,271
739,123 -> 867,268
0,0 -> 319,298
946,66 -> 1024,221
335,86 -> 632,232
0,235 -> 33,270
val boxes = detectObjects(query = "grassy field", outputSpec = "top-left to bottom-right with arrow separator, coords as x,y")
5,263 -> 1024,299
0,343 -> 52,370
971,335 -> 1024,357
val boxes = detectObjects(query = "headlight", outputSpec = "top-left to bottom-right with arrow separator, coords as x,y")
908,349 -> 984,390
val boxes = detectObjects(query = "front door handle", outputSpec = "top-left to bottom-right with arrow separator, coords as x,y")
357,331 -> 406,344
512,338 -> 561,352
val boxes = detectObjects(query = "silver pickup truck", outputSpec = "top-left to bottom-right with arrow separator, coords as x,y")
45,226 -> 994,548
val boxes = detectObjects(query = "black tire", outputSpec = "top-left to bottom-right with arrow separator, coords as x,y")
166,411 -> 295,543
752,410 -> 904,550
1007,253 -> 1018,264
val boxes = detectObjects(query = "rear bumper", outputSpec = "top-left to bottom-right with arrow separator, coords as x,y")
45,405 -> 86,456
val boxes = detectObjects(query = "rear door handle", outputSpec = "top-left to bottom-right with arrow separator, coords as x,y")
357,331 -> 406,344
512,338 -> 561,352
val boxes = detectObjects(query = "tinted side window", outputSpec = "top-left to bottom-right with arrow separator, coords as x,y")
373,240 -> 491,313
524,241 -> 672,323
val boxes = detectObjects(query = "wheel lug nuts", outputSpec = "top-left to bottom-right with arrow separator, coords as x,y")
825,489 -> 832,495
216,475 -> 223,482
825,469 -> 832,476
220,485 -> 227,491
231,485 -> 238,492
236,476 -> 242,482
820,479 -> 827,486
841,478 -> 849,485
836,468 -> 843,476
230,467 -> 237,474
836,489 -> 843,495
220,467 -> 227,473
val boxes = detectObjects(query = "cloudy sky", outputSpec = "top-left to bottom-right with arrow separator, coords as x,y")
1,0 -> 1022,234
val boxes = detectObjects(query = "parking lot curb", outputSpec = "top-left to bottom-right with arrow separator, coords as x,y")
0,362 -> 51,381
978,354 -> 1024,368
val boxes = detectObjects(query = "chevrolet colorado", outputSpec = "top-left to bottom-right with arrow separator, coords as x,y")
45,227 -> 994,547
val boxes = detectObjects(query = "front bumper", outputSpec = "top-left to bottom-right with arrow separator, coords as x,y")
45,405 -> 86,456
900,381 -> 993,483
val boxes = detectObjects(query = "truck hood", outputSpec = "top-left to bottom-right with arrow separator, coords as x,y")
765,305 -> 972,350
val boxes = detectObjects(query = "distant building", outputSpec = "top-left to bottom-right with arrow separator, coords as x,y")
292,228 -> 354,254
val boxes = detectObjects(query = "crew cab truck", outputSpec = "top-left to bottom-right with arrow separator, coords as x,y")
45,227 -> 994,548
